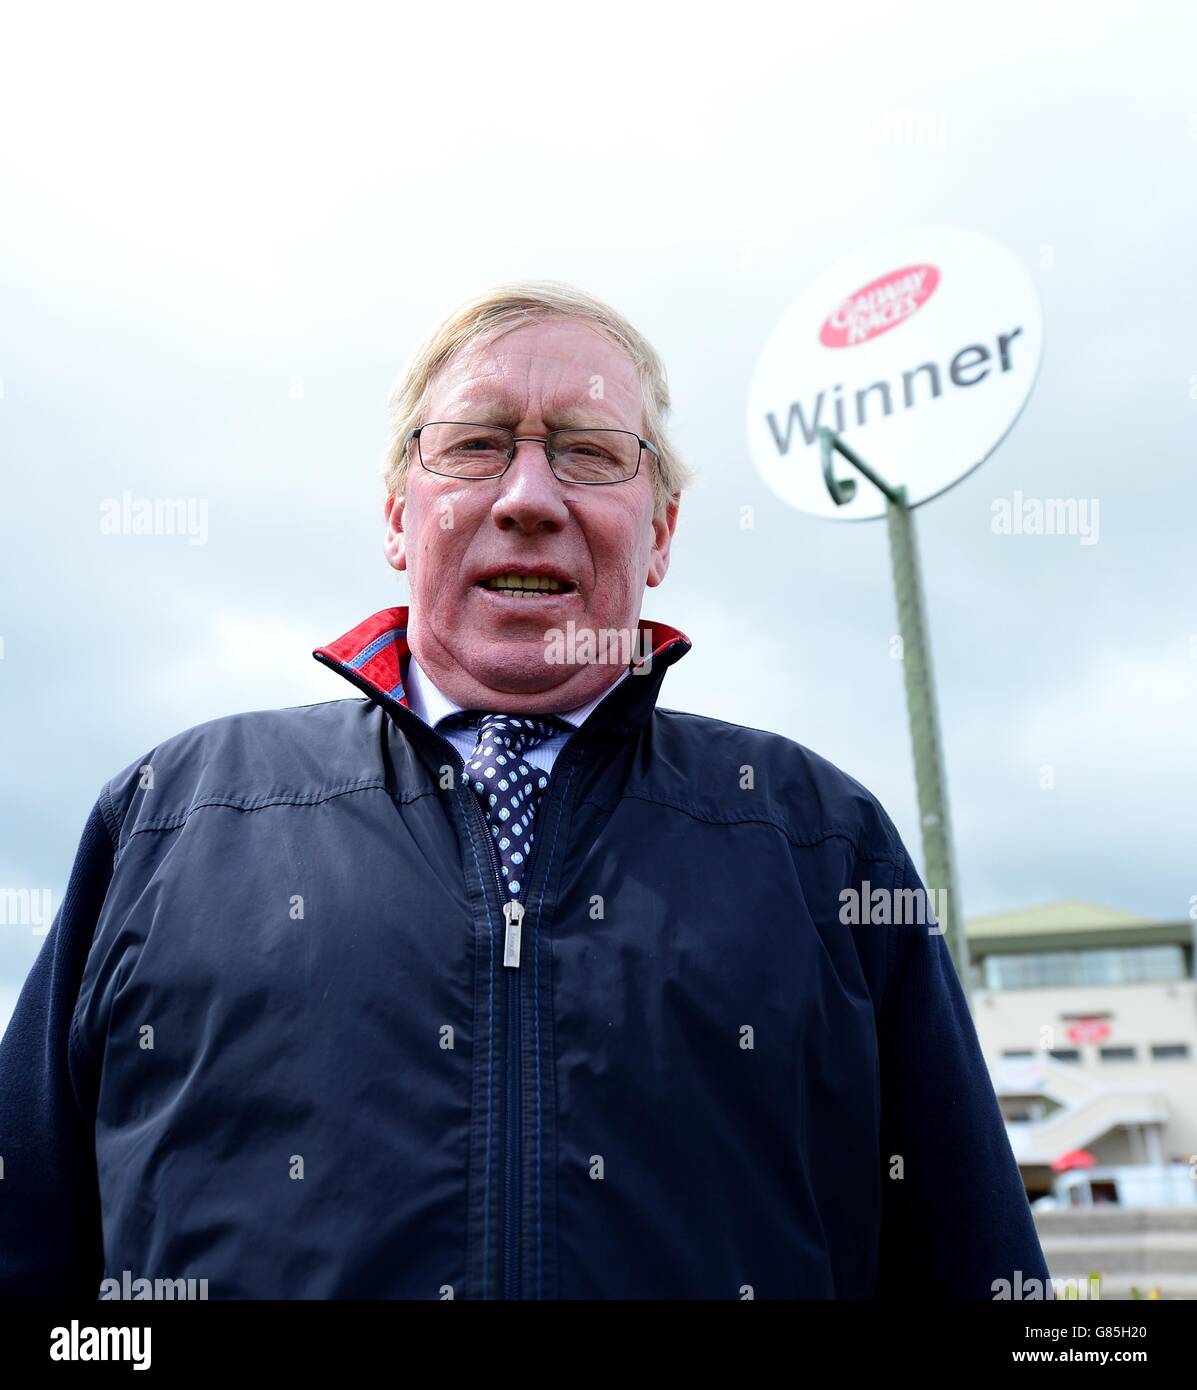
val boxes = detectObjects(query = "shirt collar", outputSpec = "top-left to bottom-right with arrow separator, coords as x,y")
404,652 -> 630,731
312,606 -> 692,739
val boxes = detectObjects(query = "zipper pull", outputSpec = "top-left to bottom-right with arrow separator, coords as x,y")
503,898 -> 525,969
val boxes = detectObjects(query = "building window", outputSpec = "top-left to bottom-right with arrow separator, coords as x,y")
1150,1043 -> 1190,1060
1049,1048 -> 1081,1062
1002,1049 -> 1034,1059
982,944 -> 1185,990
1099,1046 -> 1136,1062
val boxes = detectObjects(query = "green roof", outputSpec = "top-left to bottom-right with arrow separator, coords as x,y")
967,899 -> 1155,937
965,899 -> 1190,956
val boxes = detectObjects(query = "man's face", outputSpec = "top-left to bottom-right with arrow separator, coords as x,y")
384,317 -> 678,714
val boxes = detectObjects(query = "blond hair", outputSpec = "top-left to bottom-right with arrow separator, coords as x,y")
381,279 -> 695,518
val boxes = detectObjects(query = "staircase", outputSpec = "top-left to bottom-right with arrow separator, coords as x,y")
995,1057 -> 1170,1166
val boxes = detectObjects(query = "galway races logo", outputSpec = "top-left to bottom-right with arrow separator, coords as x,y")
819,264 -> 940,348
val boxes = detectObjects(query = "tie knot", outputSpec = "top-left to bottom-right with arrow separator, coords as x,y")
444,709 -> 572,756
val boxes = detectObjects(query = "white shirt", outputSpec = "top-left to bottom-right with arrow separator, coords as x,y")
404,654 -> 631,776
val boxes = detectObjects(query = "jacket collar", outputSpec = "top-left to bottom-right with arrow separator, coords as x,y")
312,605 -> 692,740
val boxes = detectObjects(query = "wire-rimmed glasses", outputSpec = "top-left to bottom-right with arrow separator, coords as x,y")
404,422 -> 657,485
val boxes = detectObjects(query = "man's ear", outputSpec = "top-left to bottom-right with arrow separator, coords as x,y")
646,494 -> 680,588
383,493 -> 407,573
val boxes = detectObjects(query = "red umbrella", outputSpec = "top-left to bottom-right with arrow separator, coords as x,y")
1052,1148 -> 1098,1173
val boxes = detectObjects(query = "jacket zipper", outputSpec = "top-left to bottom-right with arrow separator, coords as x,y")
481,702 -> 654,1300
353,711 -> 519,1298
427,695 -> 643,1299
313,648 -> 678,1298
461,745 -> 579,1300
456,781 -> 522,1299
321,703 -> 528,1299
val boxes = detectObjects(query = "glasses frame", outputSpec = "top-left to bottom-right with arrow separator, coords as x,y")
403,421 -> 659,486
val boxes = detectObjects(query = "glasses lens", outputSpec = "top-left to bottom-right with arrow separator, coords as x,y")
549,430 -> 639,483
419,423 -> 511,476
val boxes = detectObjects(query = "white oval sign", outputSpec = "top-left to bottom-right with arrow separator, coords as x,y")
747,228 -> 1043,520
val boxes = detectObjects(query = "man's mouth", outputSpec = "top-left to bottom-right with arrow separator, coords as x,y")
475,573 -> 579,598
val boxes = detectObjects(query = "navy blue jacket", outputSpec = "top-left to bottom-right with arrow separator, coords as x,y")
0,606 -> 1049,1299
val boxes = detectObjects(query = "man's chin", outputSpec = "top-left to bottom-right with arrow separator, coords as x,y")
463,640 -> 583,696
419,601 -> 638,705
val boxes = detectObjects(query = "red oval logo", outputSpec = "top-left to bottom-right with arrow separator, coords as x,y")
1066,1020 -> 1110,1045
819,264 -> 940,348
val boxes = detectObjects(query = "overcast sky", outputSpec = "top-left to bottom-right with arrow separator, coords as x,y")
2,1 -> 1195,1028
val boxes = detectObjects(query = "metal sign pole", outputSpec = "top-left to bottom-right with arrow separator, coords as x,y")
819,427 -> 972,999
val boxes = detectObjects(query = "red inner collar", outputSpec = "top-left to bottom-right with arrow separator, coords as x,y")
313,605 -> 690,709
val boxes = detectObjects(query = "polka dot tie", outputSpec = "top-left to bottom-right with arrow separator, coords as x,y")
445,711 -> 573,898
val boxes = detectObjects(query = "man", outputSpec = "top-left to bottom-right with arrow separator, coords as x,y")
0,280 -> 1050,1300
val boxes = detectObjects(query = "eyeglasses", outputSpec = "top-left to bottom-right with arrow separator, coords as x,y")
404,421 -> 658,485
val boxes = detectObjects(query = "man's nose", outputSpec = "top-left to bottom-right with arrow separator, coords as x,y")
491,439 -> 569,525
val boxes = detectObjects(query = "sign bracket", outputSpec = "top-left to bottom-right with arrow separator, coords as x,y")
818,426 -> 972,997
